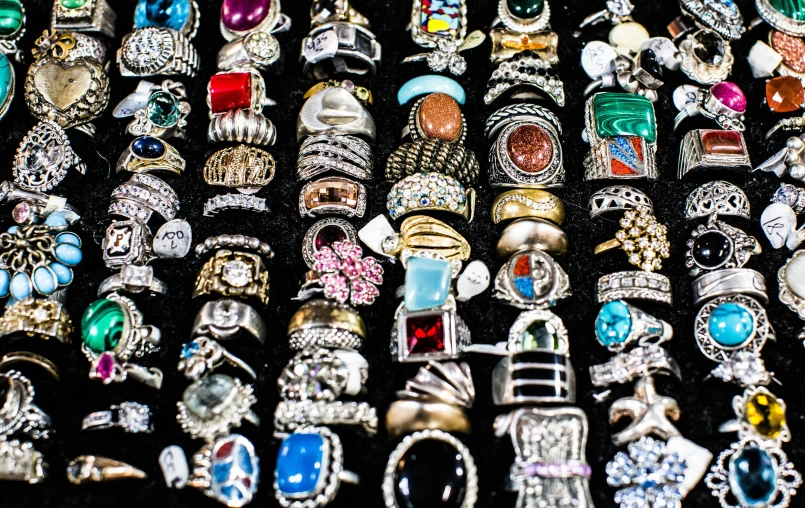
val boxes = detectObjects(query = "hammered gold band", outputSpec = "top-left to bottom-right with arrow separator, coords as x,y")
491,189 -> 564,224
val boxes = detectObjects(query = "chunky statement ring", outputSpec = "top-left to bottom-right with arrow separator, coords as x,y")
220,0 -> 284,40
678,129 -> 750,178
297,86 -> 376,142
192,299 -> 266,343
494,0 -> 550,33
779,250 -> 805,319
217,30 -> 280,71
494,249 -> 570,310
121,81 -> 192,139
13,121 -> 85,192
391,304 -> 471,363
179,337 -> 257,382
387,172 -> 475,222
493,349 -> 576,405
81,402 -> 152,434
118,27 -> 199,77
204,145 -> 275,193
97,265 -> 167,296
484,51 -> 565,106
287,299 -> 366,351
588,185 -> 653,218
116,136 -> 185,176
298,135 -> 373,182
208,109 -> 276,146
278,348 -> 368,401
208,70 -> 273,118
695,295 -> 775,364
685,215 -> 761,276
66,456 -> 147,485
678,29 -> 734,85
673,81 -> 746,131
177,373 -> 259,441
304,80 -> 374,106
397,75 -> 466,106
385,139 -> 479,186
594,207 -> 670,273
51,0 -> 117,38
0,299 -> 72,343
193,250 -> 271,305
403,93 -> 466,144
489,120 -> 564,188
0,370 -> 53,439
298,240 -> 383,307
596,271 -> 673,306
302,22 -> 381,79
595,300 -> 673,352
300,177 -> 367,218
491,189 -> 563,224
109,174 -> 180,224
685,180 -> 750,220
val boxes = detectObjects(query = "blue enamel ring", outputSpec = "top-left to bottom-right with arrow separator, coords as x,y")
397,75 -> 466,105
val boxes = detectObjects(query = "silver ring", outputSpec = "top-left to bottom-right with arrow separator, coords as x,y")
494,0 -> 550,33
673,83 -> 746,131
492,350 -> 576,405
488,118 -> 564,188
588,185 -> 653,218
779,250 -> 805,320
97,265 -> 167,297
403,94 -> 467,144
217,31 -> 280,71
207,109 -> 276,146
718,386 -> 791,443
178,337 -> 257,382
187,434 -> 259,506
584,136 -> 657,181
300,177 -> 366,218
81,402 -> 152,434
595,300 -> 673,352
207,69 -> 273,117
177,374 -> 258,441
391,304 -> 471,363
0,181 -> 79,224
493,249 -> 570,310
119,80 -> 191,140
51,0 -> 117,38
118,28 -> 199,77
609,376 -> 681,446
678,29 -> 734,84
678,128 -> 750,178
754,134 -> 805,180
579,0 -> 633,28
484,53 -> 565,106
12,121 -> 85,193
590,345 -> 682,387
297,134 -> 373,181
0,437 -> 46,483
679,0 -> 744,40
302,218 -> 358,269
596,271 -> 673,306
484,103 -> 561,140
220,0 -> 282,40
274,400 -> 378,436
773,183 -> 805,215
102,220 -> 156,269
0,370 -> 52,439
301,22 -> 381,79
203,194 -> 269,217
692,268 -> 768,306
109,174 -> 179,223
297,86 -> 376,142
756,0 -> 805,36
695,295 -> 775,364
685,215 -> 761,276
289,328 -> 363,351
191,299 -> 267,343
278,348 -> 368,401
195,234 -> 274,259
685,180 -> 750,220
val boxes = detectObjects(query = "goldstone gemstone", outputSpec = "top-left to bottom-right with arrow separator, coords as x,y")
0,0 -> 23,37
746,392 -> 786,439
81,299 -> 126,354
593,93 -> 657,144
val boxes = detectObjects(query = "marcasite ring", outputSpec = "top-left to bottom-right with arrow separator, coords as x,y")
118,27 -> 199,77
97,265 -> 167,297
177,374 -> 259,442
278,348 -> 368,401
67,456 -> 147,485
0,298 -> 72,343
116,136 -> 186,176
13,121 -> 85,192
595,300 -> 673,352
685,180 -> 750,220
192,299 -> 267,343
287,299 -> 366,351
685,215 -> 761,276
81,402 -> 152,434
217,30 -> 280,71
596,271 -> 673,306
179,337 -> 257,381
494,249 -> 570,310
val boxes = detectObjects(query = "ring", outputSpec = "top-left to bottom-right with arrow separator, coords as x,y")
177,374 -> 259,441
492,349 -> 576,405
678,0 -> 744,40
81,402 -> 152,434
485,103 -> 561,139
287,299 -> 366,351
496,218 -> 567,259
118,80 -> 191,139
678,29 -> 734,84
274,400 -> 377,435
116,137 -> 185,176
595,300 -> 673,352
584,134 -> 657,180
756,0 -> 805,36
208,109 -> 276,146
0,352 -> 60,381
297,86 -> 375,142
579,0 -> 633,28
0,0 -> 24,62
363,215 -> 471,262
80,293 -> 163,389
304,80 -> 373,106
97,265 -> 167,297
402,93 -> 466,144
102,220 -> 155,269
187,434 -> 259,506
208,69 -> 273,117
298,134 -> 373,182
193,250 -> 271,305
0,437 -> 46,483
673,81 -> 746,131
13,121 -> 85,192
179,337 -> 257,381
67,456 -> 147,485
0,181 -> 80,224
397,75 -> 465,105
492,189 -> 563,224
217,31 -> 280,71
300,177 -> 367,218
507,309 -> 568,353
302,219 -> 358,269
685,180 -> 750,220
494,0 -> 550,33
779,250 -> 805,319
109,174 -> 179,223
489,27 -> 558,64
588,185 -> 653,218
596,271 -> 673,306
204,145 -> 275,192
386,172 -> 475,222
692,268 -> 768,306
0,370 -> 52,439
133,0 -> 200,38
51,0 -> 116,38
220,0 -> 283,40
0,299 -> 72,343
203,194 -> 269,217
718,386 -> 791,443
298,240 -> 383,306
192,299 -> 267,343
195,234 -> 274,260
385,139 -> 479,186
590,345 -> 681,386
494,249 -> 570,310
489,118 -> 564,188
391,304 -> 471,363
301,22 -> 381,79
772,183 -> 805,214
118,27 -> 199,77
608,377 -> 682,446
593,207 -> 670,273
484,52 -> 565,106
685,215 -> 761,276
386,401 -> 470,440
275,427 -> 360,507
678,129 -> 750,178
695,295 -> 775,364
278,348 -> 368,401
406,0 -> 468,53
755,134 -> 805,179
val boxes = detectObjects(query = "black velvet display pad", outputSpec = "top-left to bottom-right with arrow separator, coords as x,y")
2,0 -> 804,507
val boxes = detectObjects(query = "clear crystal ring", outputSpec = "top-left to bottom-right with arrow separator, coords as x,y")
193,250 -> 271,305
278,348 -> 368,402
191,299 -> 266,343
177,374 -> 259,442
81,402 -> 152,434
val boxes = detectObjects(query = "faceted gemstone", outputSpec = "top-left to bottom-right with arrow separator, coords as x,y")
420,0 -> 462,37
393,438 -> 467,507
146,91 -> 181,128
11,201 -> 32,224
314,224 -> 347,251
507,124 -> 553,173
769,0 -> 805,21
276,433 -> 325,496
708,302 -> 754,347
636,49 -> 663,81
593,93 -> 656,144
304,180 -> 359,211
418,93 -> 462,142
406,313 -> 446,354
521,319 -> 560,351
606,136 -> 646,176
771,31 -> 805,73
132,136 -> 166,159
209,72 -> 252,114
183,374 -> 236,419
61,0 -> 87,8
211,435 -> 258,506
97,353 -> 116,380
221,0 -> 272,33
692,231 -> 732,269
222,260 -> 251,288
81,299 -> 126,354
692,30 -> 725,65
729,447 -> 778,506
404,256 -> 452,311
596,301 -> 632,347
746,391 -> 786,439
766,76 -> 804,113
711,82 -> 747,113
785,255 -> 805,298
0,53 -> 11,108
135,0 -> 192,31
0,0 -> 23,37
701,129 -> 745,155
181,341 -> 200,359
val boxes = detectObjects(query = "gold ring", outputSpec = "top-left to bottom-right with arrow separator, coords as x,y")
0,352 -> 60,382
193,250 -> 271,305
203,144 -> 275,193
303,80 -> 373,106
287,299 -> 366,339
489,28 -> 559,64
496,218 -> 568,259
491,189 -> 564,224
385,400 -> 471,441
115,137 -> 186,176
593,206 -> 670,273
66,456 -> 147,484
382,215 -> 471,261
0,299 -> 73,344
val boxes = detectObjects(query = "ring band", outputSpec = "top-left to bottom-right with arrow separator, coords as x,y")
397,75 -> 466,105
0,352 -> 60,382
0,299 -> 72,343
116,137 -> 185,176
208,109 -> 276,146
493,351 -> 576,405
0,438 -> 47,483
195,234 -> 274,260
588,185 -> 653,218
496,218 -> 568,259
491,189 -> 564,224
387,172 -> 475,222
590,345 -> 682,387
300,177 -> 367,218
301,22 -> 381,79
203,194 -> 269,217
97,265 -> 167,297
204,145 -> 276,192
67,456 -> 147,484
217,31 -> 280,72
81,402 -> 152,434
386,139 -> 479,186
692,268 -> 768,306
193,250 -> 271,305
596,271 -> 673,306
274,401 -> 377,436
192,299 -> 267,343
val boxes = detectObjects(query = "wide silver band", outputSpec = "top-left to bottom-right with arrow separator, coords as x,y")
274,400 -> 378,436
97,265 -> 167,297
297,134 -> 374,181
203,194 -> 268,217
584,136 -> 658,181
590,345 -> 682,386
301,22 -> 381,79
109,174 -> 179,223
191,299 -> 266,343
596,271 -> 673,306
492,350 -> 576,405
208,109 -> 276,146
296,86 -> 376,142
81,402 -> 152,434
51,0 -> 117,38
678,129 -> 750,178
217,31 -> 281,71
692,268 -> 768,306
118,28 -> 199,77
588,185 -> 653,218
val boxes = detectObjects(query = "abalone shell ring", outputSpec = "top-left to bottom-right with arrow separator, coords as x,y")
595,300 -> 673,352
191,299 -> 267,343
116,137 -> 186,176
493,249 -> 570,310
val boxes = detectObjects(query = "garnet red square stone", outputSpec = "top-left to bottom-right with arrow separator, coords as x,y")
405,313 -> 445,354
210,72 -> 252,114
701,129 -> 744,155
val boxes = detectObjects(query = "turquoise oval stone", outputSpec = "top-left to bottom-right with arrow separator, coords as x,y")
404,256 -> 452,311
708,302 -> 754,347
54,243 -> 82,266
44,212 -> 68,228
769,0 -> 805,21
729,446 -> 778,505
82,299 -> 126,353
593,93 -> 657,144
276,433 -> 325,496
147,91 -> 181,128
56,232 -> 81,247
0,0 -> 23,37
0,270 -> 9,297
135,0 -> 192,31
9,272 -> 31,300
507,0 -> 544,19
32,267 -> 57,295
596,301 -> 632,347
0,54 -> 11,109
49,262 -> 73,285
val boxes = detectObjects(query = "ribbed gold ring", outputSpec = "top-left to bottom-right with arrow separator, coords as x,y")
385,400 -> 471,441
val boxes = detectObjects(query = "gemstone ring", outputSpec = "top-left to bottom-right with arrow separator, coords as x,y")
685,215 -> 761,277
0,0 -> 24,61
177,373 -> 259,442
66,456 -> 147,485
391,303 -> 471,363
122,81 -> 192,139
678,29 -> 734,85
297,240 -> 383,307
220,0 -> 283,41
386,172 -> 475,222
0,370 -> 53,440
278,348 -> 368,402
756,0 -> 805,36
694,295 -> 775,364
191,299 -> 267,343
287,299 -> 366,351
187,434 -> 260,506
595,300 -> 673,352
678,0 -> 745,40
593,207 -> 670,273
302,219 -> 358,269
678,129 -> 751,178
579,0 -> 634,28
718,386 -> 791,444
0,298 -> 73,343
778,250 -> 805,320
494,250 -> 570,310
81,402 -> 152,434
403,93 -> 467,144
133,0 -> 200,39
673,81 -> 746,131
193,250 -> 271,306
493,0 -> 551,34
117,136 -> 186,176
178,336 -> 257,382
489,118 -> 564,188
12,121 -> 86,192
507,309 -> 569,353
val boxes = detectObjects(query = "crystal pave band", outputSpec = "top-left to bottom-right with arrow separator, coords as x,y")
596,271 -> 673,306
203,194 -> 269,217
274,400 -> 378,436
590,345 -> 682,386
118,27 -> 199,77
81,402 -> 152,434
0,437 -> 47,483
297,135 -> 374,182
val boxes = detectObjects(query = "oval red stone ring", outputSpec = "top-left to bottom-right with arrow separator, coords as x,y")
673,81 -> 746,132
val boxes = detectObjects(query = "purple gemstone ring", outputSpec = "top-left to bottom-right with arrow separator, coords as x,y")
674,81 -> 746,131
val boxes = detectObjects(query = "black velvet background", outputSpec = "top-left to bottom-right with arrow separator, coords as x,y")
2,0 -> 804,506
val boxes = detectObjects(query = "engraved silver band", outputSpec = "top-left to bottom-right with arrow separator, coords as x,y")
590,345 -> 682,386
691,268 -> 768,306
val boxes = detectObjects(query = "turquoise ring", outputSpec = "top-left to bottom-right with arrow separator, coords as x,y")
397,75 -> 466,105
595,300 -> 673,352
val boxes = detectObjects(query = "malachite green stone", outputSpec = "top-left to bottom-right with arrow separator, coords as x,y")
593,93 -> 657,144
81,299 -> 126,354
0,54 -> 11,108
0,0 -> 23,37
61,0 -> 88,9
507,0 -> 544,19
769,0 -> 805,22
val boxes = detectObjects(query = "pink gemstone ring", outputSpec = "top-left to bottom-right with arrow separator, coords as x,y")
298,240 -> 384,307
673,81 -> 746,132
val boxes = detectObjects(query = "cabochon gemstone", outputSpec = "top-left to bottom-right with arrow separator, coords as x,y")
9,272 -> 30,300
521,319 -> 560,351
147,91 -> 181,128
406,313 -> 446,354
134,0 -> 192,31
418,93 -> 463,142
0,54 -> 11,108
746,392 -> 786,439
32,267 -> 57,295
701,129 -> 745,155
276,433 -> 325,496
81,299 -> 126,354
132,136 -> 166,159
221,0 -> 271,33
44,212 -> 68,228
393,438 -> 467,508
772,31 -> 805,72
404,256 -> 452,311
729,446 -> 778,506
56,232 -> 81,247
769,0 -> 805,21
596,301 -> 632,347
593,93 -> 656,144
54,243 -> 82,266
507,124 -> 553,173
507,0 -> 545,18
785,255 -> 805,298
708,302 -> 754,347
210,435 -> 258,506
209,72 -> 252,114
61,0 -> 87,8
711,81 -> 747,113
183,374 -> 236,419
0,0 -> 23,37
49,262 -> 73,285
766,76 -> 804,113
692,231 -> 732,268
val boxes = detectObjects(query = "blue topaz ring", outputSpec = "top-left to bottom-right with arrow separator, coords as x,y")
386,173 -> 475,222
694,295 -> 774,364
493,249 -> 570,310
178,337 -> 257,382
116,136 -> 185,176
177,374 -> 259,442
595,300 -> 673,352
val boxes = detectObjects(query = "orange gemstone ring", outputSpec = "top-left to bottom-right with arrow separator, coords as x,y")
403,93 -> 466,144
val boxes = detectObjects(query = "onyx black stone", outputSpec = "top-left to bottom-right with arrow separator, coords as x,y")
393,439 -> 467,508
636,49 -> 663,81
692,30 -> 726,65
692,231 -> 733,268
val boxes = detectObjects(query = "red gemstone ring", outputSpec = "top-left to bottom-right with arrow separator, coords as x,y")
673,81 -> 746,131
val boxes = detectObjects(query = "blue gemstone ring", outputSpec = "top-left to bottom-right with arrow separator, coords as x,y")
694,294 -> 774,364
494,250 -> 571,310
397,75 -> 466,105
189,434 -> 259,506
134,0 -> 200,39
178,336 -> 257,382
117,136 -> 186,176
595,300 -> 673,352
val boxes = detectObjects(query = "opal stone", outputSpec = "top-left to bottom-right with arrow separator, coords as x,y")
209,72 -> 252,114
32,267 -> 57,295
593,93 -> 656,144
210,435 -> 258,506
0,270 -> 8,297
49,262 -> 73,285
692,231 -> 732,269
54,243 -> 82,266
135,0 -> 192,31
9,272 -> 31,300
785,255 -> 805,298
701,129 -> 745,155
0,0 -> 23,37
507,0 -> 544,19
507,124 -> 553,173
0,54 -> 11,111
146,91 -> 181,128
183,374 -> 236,419
766,76 -> 804,113
769,0 -> 805,21
221,0 -> 271,33
521,319 -> 560,351
61,0 -> 87,8
746,391 -> 786,439
418,93 -> 462,142
729,446 -> 778,506
772,31 -> 805,73
406,313 -> 446,354
596,301 -> 632,347
393,438 -> 467,507
404,256 -> 452,312
132,136 -> 165,159
420,0 -> 462,37
711,81 -> 747,113
276,433 -> 325,496
708,302 -> 754,347
81,299 -> 126,354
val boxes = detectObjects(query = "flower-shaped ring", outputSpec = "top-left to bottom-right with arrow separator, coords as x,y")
593,206 -> 671,273
297,240 -> 384,306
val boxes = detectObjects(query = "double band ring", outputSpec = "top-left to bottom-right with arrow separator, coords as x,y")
192,299 -> 267,343
287,299 -> 366,351
595,300 -> 673,352
692,268 -> 768,306
116,137 -> 185,176
590,345 -> 681,387
109,174 -> 179,224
